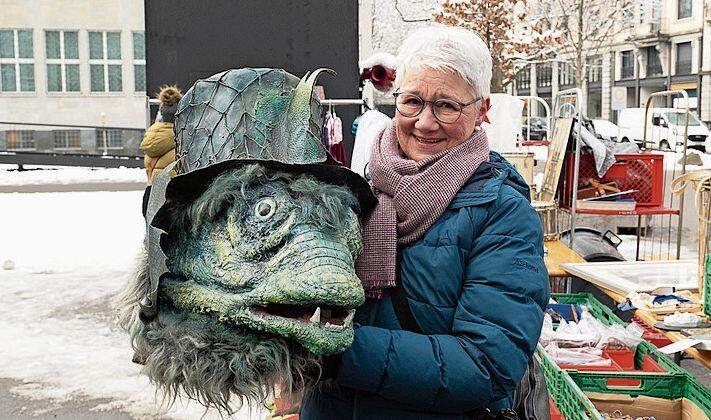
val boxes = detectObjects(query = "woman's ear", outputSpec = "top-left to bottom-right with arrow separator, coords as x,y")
476,98 -> 491,126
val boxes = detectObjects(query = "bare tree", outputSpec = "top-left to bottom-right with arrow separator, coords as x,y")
531,0 -> 625,90
434,0 -> 562,93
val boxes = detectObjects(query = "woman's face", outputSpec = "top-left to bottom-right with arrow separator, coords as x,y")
395,68 -> 488,162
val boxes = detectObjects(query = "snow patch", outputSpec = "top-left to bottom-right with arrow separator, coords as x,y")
0,190 -> 262,419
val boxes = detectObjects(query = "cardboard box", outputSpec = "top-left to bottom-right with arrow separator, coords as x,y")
586,392 -> 707,420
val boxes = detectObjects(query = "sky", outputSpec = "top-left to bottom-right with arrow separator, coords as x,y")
0,184 -> 264,419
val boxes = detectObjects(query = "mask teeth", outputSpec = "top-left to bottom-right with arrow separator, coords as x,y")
324,322 -> 345,332
309,307 -> 321,324
343,310 -> 355,327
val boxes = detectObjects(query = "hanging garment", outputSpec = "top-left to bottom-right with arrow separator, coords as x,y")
322,113 -> 332,149
350,109 -> 391,179
326,112 -> 347,164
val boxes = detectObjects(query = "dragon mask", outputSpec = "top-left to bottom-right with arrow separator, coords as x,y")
116,68 -> 375,412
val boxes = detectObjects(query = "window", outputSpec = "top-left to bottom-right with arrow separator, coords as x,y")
666,111 -> 701,126
645,46 -> 663,76
96,128 -> 122,149
53,130 -> 81,149
516,66 -> 530,90
587,91 -> 602,118
558,62 -> 576,86
587,56 -> 602,83
621,50 -> 635,79
0,29 -> 34,92
45,30 -> 80,92
621,0 -> 635,29
678,0 -> 692,19
7,130 -> 35,149
536,63 -> 552,88
89,31 -> 122,92
133,32 -> 145,92
676,42 -> 692,74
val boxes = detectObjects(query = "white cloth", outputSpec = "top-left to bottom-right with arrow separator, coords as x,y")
482,93 -> 525,153
350,110 -> 391,179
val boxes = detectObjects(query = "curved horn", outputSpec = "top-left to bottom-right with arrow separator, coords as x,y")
287,68 -> 336,147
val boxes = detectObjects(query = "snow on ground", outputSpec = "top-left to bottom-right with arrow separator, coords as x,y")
0,190 -> 263,419
0,165 -> 145,186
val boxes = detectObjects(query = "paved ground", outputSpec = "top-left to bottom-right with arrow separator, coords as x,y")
0,378 -> 135,420
0,181 -> 145,193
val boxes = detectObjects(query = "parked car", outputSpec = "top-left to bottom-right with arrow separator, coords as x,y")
591,119 -> 619,143
521,116 -> 549,142
617,107 -> 709,151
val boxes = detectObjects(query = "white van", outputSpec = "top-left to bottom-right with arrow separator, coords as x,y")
617,107 -> 709,151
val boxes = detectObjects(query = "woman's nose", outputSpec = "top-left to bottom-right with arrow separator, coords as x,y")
414,104 -> 440,131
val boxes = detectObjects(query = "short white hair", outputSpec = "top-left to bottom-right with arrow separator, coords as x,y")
395,25 -> 492,99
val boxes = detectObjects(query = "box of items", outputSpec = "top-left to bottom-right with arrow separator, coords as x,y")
570,371 -> 711,420
586,393 -> 705,420
537,346 -> 711,420
550,293 -> 686,375
561,153 -> 665,209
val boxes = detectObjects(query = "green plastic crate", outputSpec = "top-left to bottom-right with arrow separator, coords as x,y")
535,344 -> 600,420
550,293 -> 686,375
568,371 -> 711,418
551,292 -> 620,327
538,344 -> 711,419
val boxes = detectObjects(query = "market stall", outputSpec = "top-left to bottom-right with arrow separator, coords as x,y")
530,88 -> 711,418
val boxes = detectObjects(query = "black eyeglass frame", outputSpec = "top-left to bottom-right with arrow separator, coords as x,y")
392,92 -> 482,123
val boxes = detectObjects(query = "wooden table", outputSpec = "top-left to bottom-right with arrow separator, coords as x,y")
544,239 -> 585,277
568,276 -> 711,369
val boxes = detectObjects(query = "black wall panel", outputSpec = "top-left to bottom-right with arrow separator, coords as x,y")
145,0 -> 360,160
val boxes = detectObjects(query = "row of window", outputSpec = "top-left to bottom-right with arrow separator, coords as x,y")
516,62 -> 582,90
620,41 -> 692,79
5,129 -> 129,150
0,29 -> 145,93
622,0 -> 691,29
517,41 -> 696,90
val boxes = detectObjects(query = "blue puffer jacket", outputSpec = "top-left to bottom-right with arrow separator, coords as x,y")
301,152 -> 549,419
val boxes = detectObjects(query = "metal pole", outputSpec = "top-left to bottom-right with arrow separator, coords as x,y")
514,95 -> 553,141
146,96 -> 151,129
101,112 -> 108,156
643,89 -> 689,259
319,99 -> 366,106
636,215 -> 642,261
554,88 -> 584,253
679,96 -> 689,259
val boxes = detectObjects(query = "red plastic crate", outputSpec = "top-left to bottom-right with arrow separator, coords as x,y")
557,354 -> 620,372
632,316 -> 673,348
556,348 -> 665,387
549,397 -> 565,420
561,153 -> 665,208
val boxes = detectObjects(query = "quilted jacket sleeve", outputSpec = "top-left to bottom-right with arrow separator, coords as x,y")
140,122 -> 176,157
336,193 -> 549,413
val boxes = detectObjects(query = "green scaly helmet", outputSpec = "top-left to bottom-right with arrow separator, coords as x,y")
161,68 -> 375,215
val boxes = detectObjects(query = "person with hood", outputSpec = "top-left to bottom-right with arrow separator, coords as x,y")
300,25 -> 549,419
140,84 -> 182,215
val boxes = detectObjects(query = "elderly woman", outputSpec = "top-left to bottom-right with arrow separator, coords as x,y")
300,25 -> 548,419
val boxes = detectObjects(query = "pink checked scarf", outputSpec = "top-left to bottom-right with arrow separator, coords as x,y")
355,120 -> 490,298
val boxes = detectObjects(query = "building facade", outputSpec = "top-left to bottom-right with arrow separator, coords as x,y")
0,0 -> 146,156
512,0 -> 711,124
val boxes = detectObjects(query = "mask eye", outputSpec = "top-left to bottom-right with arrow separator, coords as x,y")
254,197 -> 276,221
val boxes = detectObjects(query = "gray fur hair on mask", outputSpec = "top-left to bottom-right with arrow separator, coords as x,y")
113,246 -> 323,414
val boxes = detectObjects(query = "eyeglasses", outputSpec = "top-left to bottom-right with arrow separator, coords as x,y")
393,92 -> 481,123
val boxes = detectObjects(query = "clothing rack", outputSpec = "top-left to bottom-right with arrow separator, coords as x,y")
320,98 -> 371,111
